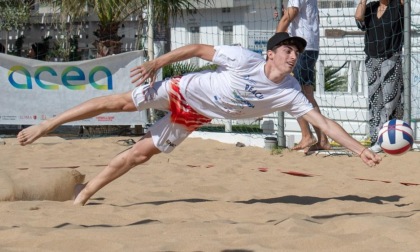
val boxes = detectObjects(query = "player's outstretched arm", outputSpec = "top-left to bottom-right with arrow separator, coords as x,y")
130,44 -> 215,87
302,110 -> 381,167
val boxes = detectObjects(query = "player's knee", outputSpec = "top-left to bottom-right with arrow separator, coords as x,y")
117,93 -> 136,111
100,94 -> 133,111
129,147 -> 155,166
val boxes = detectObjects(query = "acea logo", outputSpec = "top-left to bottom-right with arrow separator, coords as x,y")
8,65 -> 113,90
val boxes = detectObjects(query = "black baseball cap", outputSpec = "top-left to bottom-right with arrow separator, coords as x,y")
267,32 -> 307,53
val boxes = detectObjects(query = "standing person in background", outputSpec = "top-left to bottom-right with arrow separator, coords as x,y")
275,0 -> 331,154
27,43 -> 48,60
355,0 -> 404,153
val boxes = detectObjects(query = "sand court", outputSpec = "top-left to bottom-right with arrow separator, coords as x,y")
0,135 -> 420,251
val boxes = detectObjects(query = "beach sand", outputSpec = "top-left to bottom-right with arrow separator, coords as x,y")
0,135 -> 419,251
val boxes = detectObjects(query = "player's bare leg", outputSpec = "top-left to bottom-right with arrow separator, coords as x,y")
17,92 -> 136,146
73,133 -> 160,206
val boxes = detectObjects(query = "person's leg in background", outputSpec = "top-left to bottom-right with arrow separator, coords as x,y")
368,55 -> 404,153
292,50 -> 331,153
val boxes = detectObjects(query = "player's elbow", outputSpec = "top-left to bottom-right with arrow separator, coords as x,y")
194,44 -> 215,61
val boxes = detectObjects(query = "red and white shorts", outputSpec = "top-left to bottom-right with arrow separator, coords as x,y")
132,77 -> 211,153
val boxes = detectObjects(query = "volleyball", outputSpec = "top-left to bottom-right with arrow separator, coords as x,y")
378,119 -> 413,155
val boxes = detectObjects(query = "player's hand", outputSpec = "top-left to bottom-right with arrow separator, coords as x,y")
359,148 -> 382,167
130,61 -> 158,87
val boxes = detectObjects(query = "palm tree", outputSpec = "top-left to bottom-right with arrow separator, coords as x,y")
324,62 -> 348,92
163,62 -> 218,79
44,0 -> 212,57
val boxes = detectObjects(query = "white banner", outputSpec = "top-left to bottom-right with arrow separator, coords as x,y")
0,51 -> 148,126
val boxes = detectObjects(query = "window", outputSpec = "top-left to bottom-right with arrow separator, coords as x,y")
222,25 -> 233,46
222,8 -> 231,13
190,26 -> 200,43
187,9 -> 197,15
318,1 -> 355,8
189,26 -> 200,65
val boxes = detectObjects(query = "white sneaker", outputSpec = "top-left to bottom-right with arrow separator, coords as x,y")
412,143 -> 420,152
369,143 -> 382,153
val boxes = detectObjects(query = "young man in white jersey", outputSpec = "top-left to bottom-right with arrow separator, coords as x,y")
17,32 -> 381,206
276,0 -> 331,154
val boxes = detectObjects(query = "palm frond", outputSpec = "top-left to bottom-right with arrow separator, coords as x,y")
324,62 -> 348,92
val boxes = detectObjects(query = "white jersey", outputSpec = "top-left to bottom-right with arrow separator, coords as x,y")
287,0 -> 319,51
179,45 -> 313,119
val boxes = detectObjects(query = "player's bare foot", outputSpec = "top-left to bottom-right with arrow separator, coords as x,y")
73,183 -> 87,206
292,137 -> 317,151
17,122 -> 52,146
